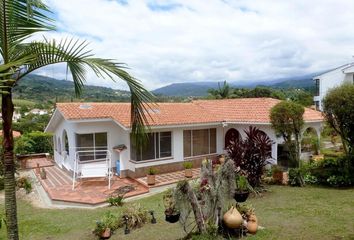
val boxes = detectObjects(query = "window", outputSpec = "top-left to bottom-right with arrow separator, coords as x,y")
63,130 -> 69,154
315,79 -> 320,96
183,128 -> 217,157
131,132 -> 172,161
315,101 -> 320,111
76,132 -> 107,161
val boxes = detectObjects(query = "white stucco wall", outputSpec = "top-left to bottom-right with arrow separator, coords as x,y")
314,68 -> 354,111
50,115 -> 322,176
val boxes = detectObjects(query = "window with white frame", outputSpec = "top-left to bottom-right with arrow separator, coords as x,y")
131,132 -> 172,161
183,128 -> 216,157
76,132 -> 107,161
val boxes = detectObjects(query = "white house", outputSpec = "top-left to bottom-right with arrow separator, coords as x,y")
313,62 -> 354,111
45,98 -> 323,180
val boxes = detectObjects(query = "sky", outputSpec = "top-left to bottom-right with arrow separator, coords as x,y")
35,0 -> 354,90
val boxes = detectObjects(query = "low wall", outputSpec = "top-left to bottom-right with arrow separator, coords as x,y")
122,154 -> 218,178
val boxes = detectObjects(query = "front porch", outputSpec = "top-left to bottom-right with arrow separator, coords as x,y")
33,165 -> 149,205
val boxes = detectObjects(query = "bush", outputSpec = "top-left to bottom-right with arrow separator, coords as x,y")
16,177 -> 32,193
227,126 -> 273,187
15,131 -> 53,155
107,194 -> 124,207
309,155 -> 354,187
118,203 -> 148,229
288,168 -> 305,187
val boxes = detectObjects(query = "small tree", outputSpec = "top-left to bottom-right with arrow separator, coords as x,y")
270,101 -> 304,167
323,84 -> 354,155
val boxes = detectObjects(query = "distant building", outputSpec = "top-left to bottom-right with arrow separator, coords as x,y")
26,109 -> 48,115
313,63 -> 354,111
0,112 -> 21,122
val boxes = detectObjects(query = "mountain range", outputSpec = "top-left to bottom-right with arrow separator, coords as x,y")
152,73 -> 318,97
12,72 -> 319,106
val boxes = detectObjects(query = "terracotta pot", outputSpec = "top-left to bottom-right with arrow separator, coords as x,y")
147,174 -> 156,185
223,206 -> 243,229
185,169 -> 193,178
101,228 -> 111,238
312,154 -> 324,161
272,171 -> 283,183
247,214 -> 258,234
219,157 -> 225,164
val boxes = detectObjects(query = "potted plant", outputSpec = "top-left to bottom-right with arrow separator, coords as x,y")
40,168 -> 46,179
234,175 -> 251,202
183,161 -> 193,178
93,212 -> 118,239
147,167 -> 157,185
271,165 -> 284,184
163,189 -> 180,223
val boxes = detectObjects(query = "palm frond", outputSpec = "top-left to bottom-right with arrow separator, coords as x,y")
0,0 -> 54,61
15,38 -> 156,146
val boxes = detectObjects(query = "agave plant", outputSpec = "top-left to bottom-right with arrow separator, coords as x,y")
0,1 -> 154,239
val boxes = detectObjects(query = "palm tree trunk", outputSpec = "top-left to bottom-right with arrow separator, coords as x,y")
1,92 -> 19,240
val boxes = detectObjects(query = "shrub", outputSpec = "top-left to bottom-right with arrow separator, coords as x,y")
309,155 -> 354,187
16,177 -> 32,193
118,203 -> 148,229
227,126 -> 273,187
288,168 -> 305,187
15,131 -> 53,155
107,194 -> 124,207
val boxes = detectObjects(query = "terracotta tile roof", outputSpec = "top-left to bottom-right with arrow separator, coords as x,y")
56,98 -> 323,128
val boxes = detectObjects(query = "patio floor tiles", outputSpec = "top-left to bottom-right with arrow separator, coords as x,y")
34,165 -> 149,205
25,157 -> 54,169
136,167 -> 201,188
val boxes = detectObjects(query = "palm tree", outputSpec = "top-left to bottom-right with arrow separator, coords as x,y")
207,81 -> 231,99
0,1 -> 153,239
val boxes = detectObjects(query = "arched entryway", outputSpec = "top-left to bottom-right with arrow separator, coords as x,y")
301,127 -> 320,155
225,128 -> 241,149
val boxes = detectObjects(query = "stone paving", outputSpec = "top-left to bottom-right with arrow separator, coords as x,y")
34,165 -> 149,205
136,167 -> 201,188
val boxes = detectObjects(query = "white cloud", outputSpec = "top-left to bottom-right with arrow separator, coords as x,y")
33,0 -> 354,90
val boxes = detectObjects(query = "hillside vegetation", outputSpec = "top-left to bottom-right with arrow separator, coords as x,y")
13,74 -> 131,106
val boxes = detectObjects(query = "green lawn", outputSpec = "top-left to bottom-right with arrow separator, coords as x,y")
1,186 -> 354,240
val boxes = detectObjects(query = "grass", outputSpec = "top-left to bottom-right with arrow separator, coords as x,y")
0,186 -> 354,240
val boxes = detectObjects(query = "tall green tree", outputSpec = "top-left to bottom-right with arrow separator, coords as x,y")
270,101 -> 305,167
0,1 -> 153,239
323,84 -> 354,155
207,81 -> 231,99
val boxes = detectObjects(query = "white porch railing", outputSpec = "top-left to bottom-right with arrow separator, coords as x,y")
72,150 -> 112,190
